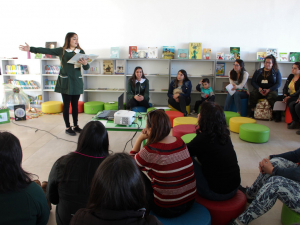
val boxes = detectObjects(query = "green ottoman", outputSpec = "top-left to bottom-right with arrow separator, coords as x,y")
147,107 -> 157,113
84,101 -> 104,114
239,123 -> 270,143
181,133 -> 197,144
281,204 -> 300,225
104,102 -> 118,110
224,111 -> 240,126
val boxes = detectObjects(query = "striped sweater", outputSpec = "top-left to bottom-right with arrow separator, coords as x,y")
130,138 -> 196,208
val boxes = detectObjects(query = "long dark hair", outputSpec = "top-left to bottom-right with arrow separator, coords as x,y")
87,153 -> 146,211
129,67 -> 146,89
294,62 -> 300,70
61,32 -> 84,64
264,55 -> 278,72
174,69 -> 190,87
230,59 -> 246,84
197,101 -> 230,145
145,110 -> 171,146
0,132 -> 35,193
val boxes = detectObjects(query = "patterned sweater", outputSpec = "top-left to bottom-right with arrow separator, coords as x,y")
130,138 -> 196,208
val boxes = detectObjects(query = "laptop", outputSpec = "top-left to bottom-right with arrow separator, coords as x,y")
97,93 -> 124,120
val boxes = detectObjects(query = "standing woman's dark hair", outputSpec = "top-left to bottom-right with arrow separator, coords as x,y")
129,66 -> 146,88
61,32 -> 83,63
174,69 -> 190,87
265,55 -> 278,72
230,59 -> 246,84
197,101 -> 230,144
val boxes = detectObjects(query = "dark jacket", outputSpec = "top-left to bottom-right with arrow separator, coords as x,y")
127,78 -> 150,101
282,74 -> 300,97
30,47 -> 90,95
70,208 -> 163,225
167,80 -> 192,98
251,68 -> 282,92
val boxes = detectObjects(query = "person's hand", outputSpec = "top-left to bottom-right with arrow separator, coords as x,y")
77,57 -> 88,66
261,89 -> 268,96
259,87 -> 263,93
134,95 -> 142,101
232,83 -> 237,91
283,96 -> 291,103
139,95 -> 144,101
137,131 -> 148,141
296,98 -> 300,104
199,79 -> 203,84
260,158 -> 274,175
175,98 -> 179,102
173,94 -> 179,99
19,42 -> 30,51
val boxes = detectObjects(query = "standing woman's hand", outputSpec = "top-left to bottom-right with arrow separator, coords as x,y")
19,42 -> 30,51
77,58 -> 88,66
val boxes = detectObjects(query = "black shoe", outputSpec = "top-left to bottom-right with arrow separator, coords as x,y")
274,118 -> 281,122
296,130 -> 300,135
227,219 -> 238,225
249,111 -> 254,118
288,121 -> 300,129
65,127 -> 76,136
73,126 -> 82,133
238,185 -> 253,204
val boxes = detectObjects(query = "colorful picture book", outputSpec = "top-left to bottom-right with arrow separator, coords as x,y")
137,50 -> 147,58
110,47 -> 120,58
230,47 -> 240,60
203,48 -> 211,60
279,52 -> 288,61
266,48 -> 278,58
129,46 -> 137,58
115,60 -> 125,74
178,49 -> 188,59
44,79 -> 57,89
44,42 -> 57,58
5,65 -> 29,74
290,52 -> 300,62
216,63 -> 225,76
103,60 -> 114,74
148,47 -> 158,58
35,53 -> 42,59
162,46 -> 175,59
88,61 -> 100,74
7,79 -> 40,89
45,65 -> 60,74
224,54 -> 230,60
216,52 -> 224,60
257,52 -> 267,61
189,43 -> 202,59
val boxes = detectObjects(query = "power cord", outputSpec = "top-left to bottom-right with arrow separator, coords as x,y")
123,121 -> 141,152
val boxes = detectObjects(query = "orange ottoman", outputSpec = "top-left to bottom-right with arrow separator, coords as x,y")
172,124 -> 197,139
285,106 -> 292,124
69,101 -> 84,114
165,111 -> 184,127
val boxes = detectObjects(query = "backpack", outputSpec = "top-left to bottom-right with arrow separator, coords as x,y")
254,99 -> 272,120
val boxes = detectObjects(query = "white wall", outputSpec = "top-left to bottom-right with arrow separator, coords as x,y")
1,0 -> 299,60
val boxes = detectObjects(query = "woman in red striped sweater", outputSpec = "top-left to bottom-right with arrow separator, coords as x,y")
130,110 -> 196,218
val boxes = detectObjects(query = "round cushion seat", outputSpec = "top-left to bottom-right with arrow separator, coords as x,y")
196,190 -> 247,225
173,124 -> 197,139
147,107 -> 156,113
84,101 -> 104,114
224,111 -> 240,126
168,104 -> 191,114
41,101 -> 63,114
281,203 -> 300,225
104,102 -> 118,110
239,123 -> 270,143
173,117 -> 198,127
181,133 -> 197,144
69,101 -> 84,114
165,111 -> 184,127
229,117 -> 256,133
132,106 -> 147,113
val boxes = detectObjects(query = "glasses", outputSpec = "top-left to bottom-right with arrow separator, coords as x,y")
147,109 -> 165,127
233,64 -> 240,66
265,62 -> 272,64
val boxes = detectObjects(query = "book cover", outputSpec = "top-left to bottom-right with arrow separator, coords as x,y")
257,52 -> 267,61
137,50 -> 148,58
216,52 -> 224,60
290,52 -> 300,62
110,47 -> 120,58
148,47 -> 158,58
44,42 -> 57,58
224,54 -> 230,60
178,49 -> 188,59
216,63 -> 225,76
129,46 -> 137,58
279,52 -> 288,61
35,53 -> 42,59
103,60 -> 114,74
162,46 -> 175,59
203,48 -> 211,60
266,48 -> 278,58
230,47 -> 240,60
189,43 -> 202,59
88,61 -> 100,74
115,60 -> 125,74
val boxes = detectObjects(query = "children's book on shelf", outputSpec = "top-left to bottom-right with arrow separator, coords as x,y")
110,47 -> 120,58
115,60 -> 125,74
35,53 -> 43,59
103,60 -> 114,74
178,49 -> 188,59
129,46 -> 138,58
7,79 -> 39,89
137,50 -> 148,58
290,52 -> 300,62
45,65 -> 60,74
266,48 -> 278,58
44,79 -> 56,89
257,52 -> 267,61
148,47 -> 158,58
5,65 -> 29,74
44,42 -> 57,58
162,46 -> 175,59
88,61 -> 100,74
203,48 -> 211,60
216,63 -> 225,76
224,54 -> 230,60
216,52 -> 224,60
230,47 -> 240,60
189,43 -> 202,59
67,53 -> 98,68
279,52 -> 288,61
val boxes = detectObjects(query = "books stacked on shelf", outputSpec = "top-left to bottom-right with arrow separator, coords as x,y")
279,52 -> 288,61
110,47 -> 120,58
27,95 -> 42,105
115,60 -> 125,74
162,46 -> 175,59
7,79 -> 39,89
189,43 -> 202,59
266,48 -> 278,58
45,65 -> 60,74
44,79 -> 56,89
230,47 -> 240,60
129,46 -> 138,58
103,60 -> 114,74
178,49 -> 188,59
216,52 -> 224,60
203,48 -> 211,60
216,63 -> 225,76
5,65 -> 29,74
290,52 -> 300,62
257,52 -> 266,61
148,47 -> 158,59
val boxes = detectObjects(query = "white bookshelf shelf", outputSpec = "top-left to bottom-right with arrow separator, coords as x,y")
84,74 -> 124,77
84,90 -> 124,93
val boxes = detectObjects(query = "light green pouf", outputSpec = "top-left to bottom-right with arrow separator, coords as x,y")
239,123 -> 270,143
104,102 -> 118,110
84,101 -> 104,114
281,204 -> 300,225
147,107 -> 157,113
181,133 -> 197,144
224,111 -> 240,126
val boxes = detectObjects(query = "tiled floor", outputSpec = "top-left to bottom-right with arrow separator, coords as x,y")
1,113 -> 299,225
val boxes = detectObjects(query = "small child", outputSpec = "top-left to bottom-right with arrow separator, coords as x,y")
192,78 -> 215,114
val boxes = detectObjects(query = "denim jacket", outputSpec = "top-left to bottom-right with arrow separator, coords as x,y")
167,80 -> 192,98
251,68 -> 282,92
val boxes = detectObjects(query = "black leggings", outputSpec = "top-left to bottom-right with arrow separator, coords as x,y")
126,98 -> 150,110
168,96 -> 191,114
61,94 -> 80,128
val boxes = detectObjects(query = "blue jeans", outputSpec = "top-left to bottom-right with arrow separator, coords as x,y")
192,157 -> 238,201
224,91 -> 248,113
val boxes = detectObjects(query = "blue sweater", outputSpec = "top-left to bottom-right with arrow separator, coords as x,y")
167,80 -> 192,98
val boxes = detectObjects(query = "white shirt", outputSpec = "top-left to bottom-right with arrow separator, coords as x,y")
228,71 -> 249,94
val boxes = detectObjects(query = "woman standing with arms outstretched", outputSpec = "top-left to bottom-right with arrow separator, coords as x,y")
19,32 -> 90,136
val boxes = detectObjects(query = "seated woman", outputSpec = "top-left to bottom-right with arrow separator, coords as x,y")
130,109 -> 196,218
47,121 -> 109,225
224,59 -> 249,114
0,132 -> 50,225
229,148 -> 300,225
126,66 -> 150,110
249,55 -> 282,118
187,101 -> 241,201
167,69 -> 192,116
70,153 -> 162,225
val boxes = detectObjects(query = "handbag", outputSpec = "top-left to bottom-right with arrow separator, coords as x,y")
254,99 -> 272,120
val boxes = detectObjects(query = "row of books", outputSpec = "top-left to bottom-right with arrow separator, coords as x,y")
257,51 -> 300,62
44,79 -> 56,89
28,95 -> 42,105
5,65 -> 29,74
45,65 -> 61,74
7,79 -> 40,89
88,60 -> 125,75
